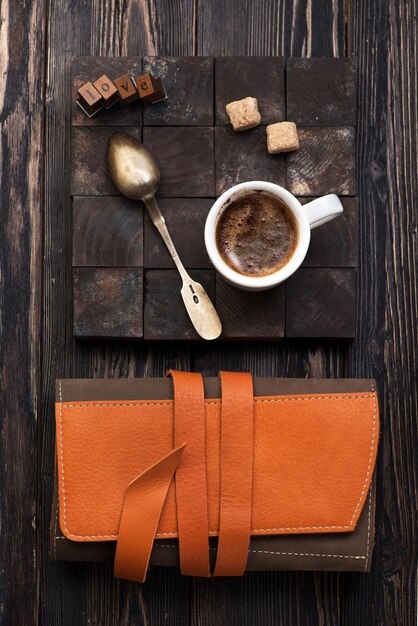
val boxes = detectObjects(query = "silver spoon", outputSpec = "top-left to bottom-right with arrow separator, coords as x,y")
107,132 -> 222,340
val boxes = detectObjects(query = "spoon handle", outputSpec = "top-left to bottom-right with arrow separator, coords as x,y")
143,196 -> 222,340
144,196 -> 188,279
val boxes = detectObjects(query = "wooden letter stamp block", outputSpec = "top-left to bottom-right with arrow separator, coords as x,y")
72,57 -> 143,125
113,74 -> 139,103
77,82 -> 103,117
93,75 -> 120,109
135,73 -> 166,103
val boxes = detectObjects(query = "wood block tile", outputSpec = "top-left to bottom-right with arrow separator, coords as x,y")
144,198 -> 213,268
216,276 -> 285,339
287,58 -> 356,126
71,126 -> 141,195
144,270 -> 215,340
73,267 -> 143,338
143,127 -> 215,197
215,57 -> 285,125
300,197 -> 358,267
143,57 -> 214,126
72,57 -> 143,126
285,268 -> 356,338
215,126 -> 286,195
72,196 -> 143,267
286,127 -> 356,196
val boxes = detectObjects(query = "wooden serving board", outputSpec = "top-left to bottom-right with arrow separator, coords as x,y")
71,56 -> 357,341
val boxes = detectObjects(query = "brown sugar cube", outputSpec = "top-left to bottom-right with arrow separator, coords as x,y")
93,74 -> 120,109
135,73 -> 166,103
77,81 -> 103,117
225,97 -> 261,131
113,74 -> 139,103
266,121 -> 299,154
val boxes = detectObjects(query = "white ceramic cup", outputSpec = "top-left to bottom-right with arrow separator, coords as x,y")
204,181 -> 344,291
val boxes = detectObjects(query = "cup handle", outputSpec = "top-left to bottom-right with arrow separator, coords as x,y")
302,194 -> 344,230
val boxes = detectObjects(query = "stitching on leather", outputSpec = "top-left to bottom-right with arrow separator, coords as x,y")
54,381 -> 62,558
57,392 -> 377,540
56,480 -> 376,560
251,389 -> 377,533
58,383 -> 71,538
364,481 -> 373,571
364,380 -> 375,572
248,550 -> 365,559
345,385 -> 376,527
52,537 -> 367,561
255,395 -> 374,403
59,384 -> 119,540
54,493 -> 59,559
54,378 -> 62,560
153,544 -> 366,559
60,394 -> 374,409
61,402 -> 174,408
57,381 -> 67,546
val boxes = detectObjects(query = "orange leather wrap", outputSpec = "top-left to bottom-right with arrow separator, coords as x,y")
168,371 -> 210,577
113,444 -> 185,582
213,372 -> 254,576
56,388 -> 378,547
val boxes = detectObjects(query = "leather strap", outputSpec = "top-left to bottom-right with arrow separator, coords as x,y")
213,371 -> 254,576
114,444 -> 186,583
168,370 -> 210,577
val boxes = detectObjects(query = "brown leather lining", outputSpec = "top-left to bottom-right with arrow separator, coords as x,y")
57,377 -> 373,403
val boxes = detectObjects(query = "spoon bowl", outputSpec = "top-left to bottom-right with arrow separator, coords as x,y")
107,132 -> 160,200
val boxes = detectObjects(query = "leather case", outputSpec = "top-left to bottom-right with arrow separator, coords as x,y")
50,373 -> 379,581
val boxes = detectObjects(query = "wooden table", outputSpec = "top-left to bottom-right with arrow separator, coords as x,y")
1,1 -> 416,624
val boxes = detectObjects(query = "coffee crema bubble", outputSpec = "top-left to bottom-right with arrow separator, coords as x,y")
215,192 -> 299,277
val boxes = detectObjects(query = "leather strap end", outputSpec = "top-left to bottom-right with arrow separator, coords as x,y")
114,444 -> 186,583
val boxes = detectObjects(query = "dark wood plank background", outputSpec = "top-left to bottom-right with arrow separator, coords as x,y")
0,0 -> 416,624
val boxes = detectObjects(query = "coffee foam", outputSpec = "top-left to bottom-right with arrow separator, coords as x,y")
215,192 -> 299,277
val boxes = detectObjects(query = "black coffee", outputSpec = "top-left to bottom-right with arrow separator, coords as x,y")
215,192 -> 299,277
